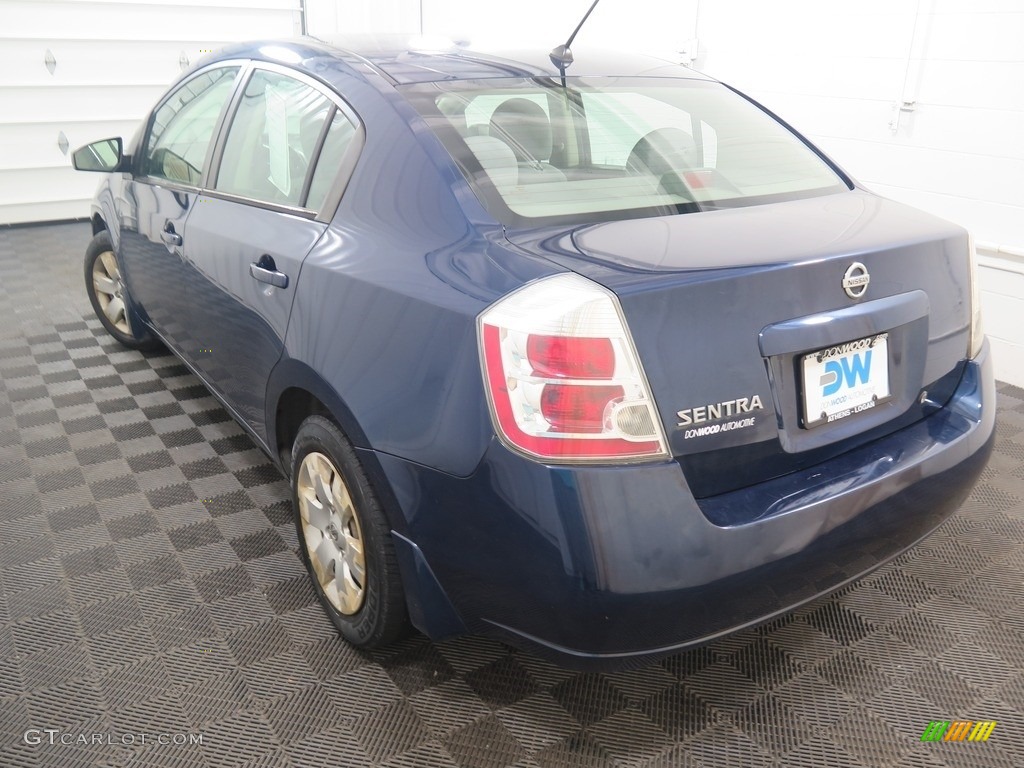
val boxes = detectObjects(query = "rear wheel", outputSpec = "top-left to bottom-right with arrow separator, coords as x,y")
291,415 -> 409,648
84,230 -> 160,350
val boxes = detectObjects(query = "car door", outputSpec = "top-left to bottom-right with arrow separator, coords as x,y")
178,64 -> 362,436
119,65 -> 243,340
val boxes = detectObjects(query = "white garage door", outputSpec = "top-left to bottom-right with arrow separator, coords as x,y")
0,0 -> 302,225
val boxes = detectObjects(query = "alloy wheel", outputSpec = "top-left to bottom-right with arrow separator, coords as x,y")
91,249 -> 131,335
296,451 -> 367,615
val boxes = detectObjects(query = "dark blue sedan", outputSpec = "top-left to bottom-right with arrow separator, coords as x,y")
73,37 -> 994,666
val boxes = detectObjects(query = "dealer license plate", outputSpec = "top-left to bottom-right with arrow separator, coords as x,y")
802,333 -> 890,428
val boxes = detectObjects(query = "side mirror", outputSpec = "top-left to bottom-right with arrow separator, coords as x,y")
72,137 -> 125,172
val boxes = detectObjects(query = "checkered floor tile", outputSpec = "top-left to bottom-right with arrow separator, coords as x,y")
1,222 -> 1022,768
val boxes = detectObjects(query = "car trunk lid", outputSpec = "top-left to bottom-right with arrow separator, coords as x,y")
504,190 -> 972,500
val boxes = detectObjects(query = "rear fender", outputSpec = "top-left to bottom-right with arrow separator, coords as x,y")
264,356 -> 408,535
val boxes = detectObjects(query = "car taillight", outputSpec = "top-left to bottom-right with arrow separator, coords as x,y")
478,273 -> 668,463
967,234 -> 984,359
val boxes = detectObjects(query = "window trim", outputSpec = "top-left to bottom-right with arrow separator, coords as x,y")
204,60 -> 365,222
135,60 -> 249,192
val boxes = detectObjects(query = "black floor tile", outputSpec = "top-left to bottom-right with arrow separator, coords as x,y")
0,222 -> 1021,768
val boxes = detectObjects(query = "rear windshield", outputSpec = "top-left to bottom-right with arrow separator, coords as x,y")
402,77 -> 850,227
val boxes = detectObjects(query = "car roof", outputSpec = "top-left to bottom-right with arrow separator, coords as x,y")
206,36 -> 714,87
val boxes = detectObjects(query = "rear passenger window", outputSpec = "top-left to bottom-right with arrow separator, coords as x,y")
215,69 -> 332,207
305,109 -> 357,212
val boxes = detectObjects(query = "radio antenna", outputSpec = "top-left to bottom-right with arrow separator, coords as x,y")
549,0 -> 601,85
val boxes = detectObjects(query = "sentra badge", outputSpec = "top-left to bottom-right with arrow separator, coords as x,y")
677,396 -> 763,440
677,396 -> 763,428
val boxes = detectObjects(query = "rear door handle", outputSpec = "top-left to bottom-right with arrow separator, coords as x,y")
249,258 -> 289,289
160,225 -> 182,247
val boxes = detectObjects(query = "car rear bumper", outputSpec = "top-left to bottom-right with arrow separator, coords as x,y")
374,344 -> 995,668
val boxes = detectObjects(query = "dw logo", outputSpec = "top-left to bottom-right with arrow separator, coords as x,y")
821,350 -> 873,397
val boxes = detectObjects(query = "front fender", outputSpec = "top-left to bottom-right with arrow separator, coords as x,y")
88,174 -> 120,244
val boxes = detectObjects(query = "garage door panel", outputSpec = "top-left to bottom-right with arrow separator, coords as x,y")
0,167 -> 99,207
0,1 -> 299,224
0,40 -> 197,88
2,1 -> 298,41
0,85 -> 160,129
0,120 -> 141,172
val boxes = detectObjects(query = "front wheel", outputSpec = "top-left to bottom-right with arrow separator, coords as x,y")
291,415 -> 410,648
84,230 -> 160,350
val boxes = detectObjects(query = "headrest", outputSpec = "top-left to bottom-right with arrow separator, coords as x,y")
489,98 -> 553,163
464,135 -> 518,191
627,127 -> 698,176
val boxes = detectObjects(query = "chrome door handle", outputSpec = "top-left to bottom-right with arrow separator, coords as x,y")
249,262 -> 288,288
160,229 -> 182,247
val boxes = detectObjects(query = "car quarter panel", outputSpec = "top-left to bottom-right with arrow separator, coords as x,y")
278,70 -> 561,478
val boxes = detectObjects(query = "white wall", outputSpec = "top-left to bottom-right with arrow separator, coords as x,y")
419,0 -> 694,58
304,0 -> 696,61
304,0 -> 419,37
687,0 -> 1024,386
0,0 -> 302,225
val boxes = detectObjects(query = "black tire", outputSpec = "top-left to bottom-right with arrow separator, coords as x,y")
84,230 -> 161,350
291,415 -> 410,648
